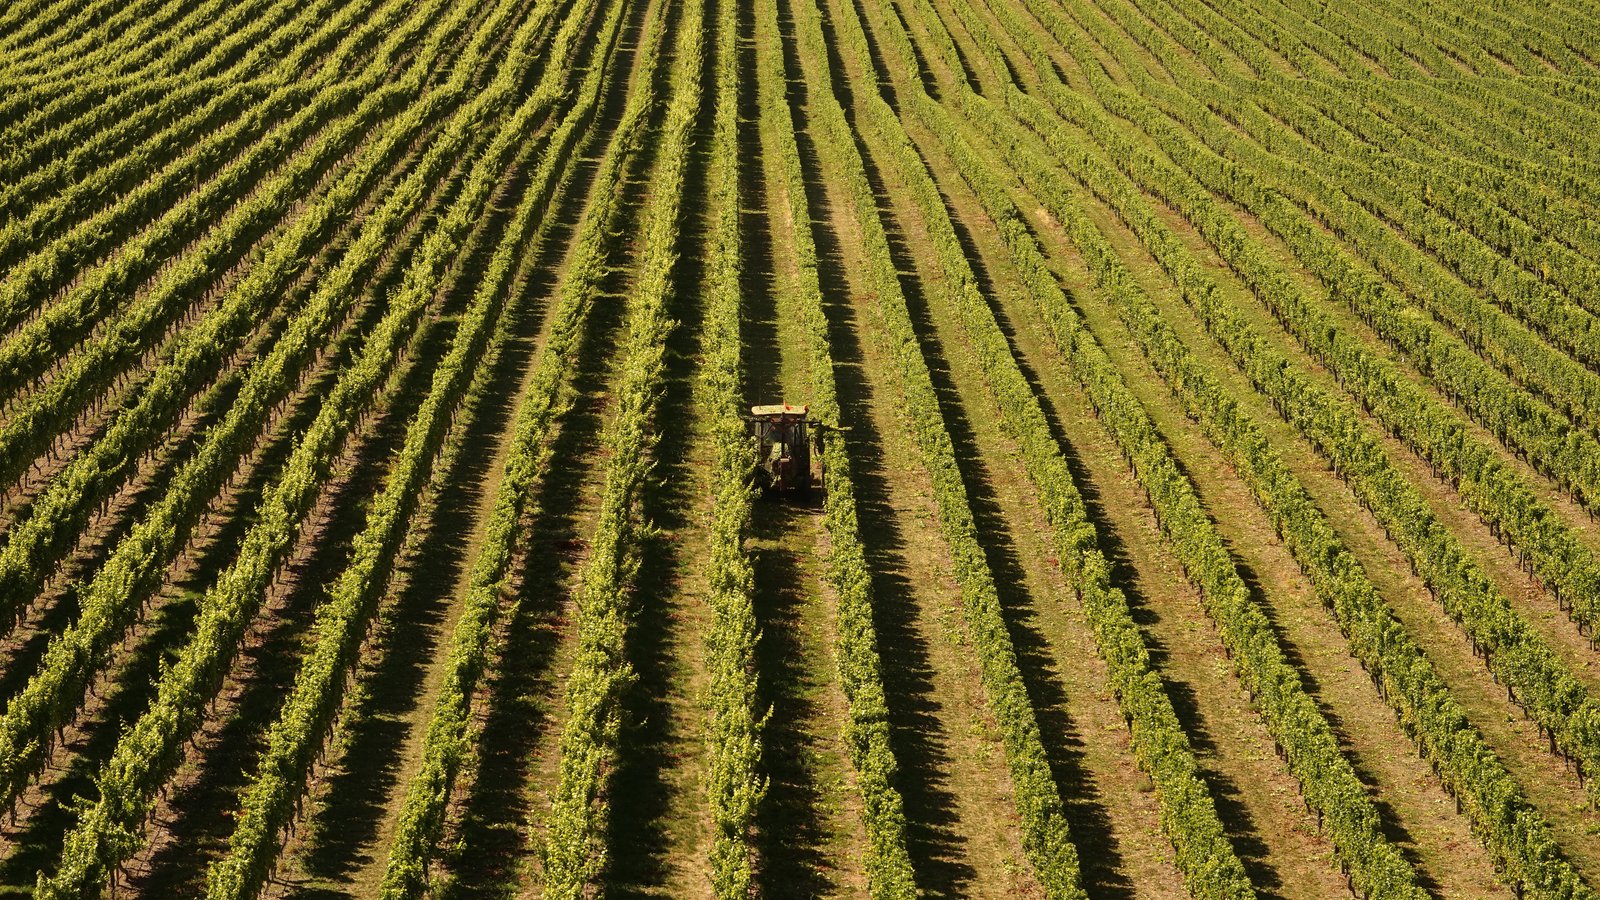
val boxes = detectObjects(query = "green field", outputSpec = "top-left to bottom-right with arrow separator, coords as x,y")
2,0 -> 1600,896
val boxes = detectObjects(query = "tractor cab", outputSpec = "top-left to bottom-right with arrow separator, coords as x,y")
744,404 -> 823,494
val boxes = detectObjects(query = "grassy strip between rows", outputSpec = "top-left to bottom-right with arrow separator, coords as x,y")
31,0 -> 560,890
699,0 -> 766,893
750,0 -> 917,891
792,0 -> 1092,893
375,0 -> 667,892
197,0 -> 619,894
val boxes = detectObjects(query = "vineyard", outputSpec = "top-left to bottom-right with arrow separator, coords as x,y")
2,0 -> 1600,896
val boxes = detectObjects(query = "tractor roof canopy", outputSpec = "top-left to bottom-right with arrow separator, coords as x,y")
750,404 -> 808,418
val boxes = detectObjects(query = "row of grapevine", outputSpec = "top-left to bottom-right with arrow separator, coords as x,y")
7,0 -> 193,46
0,0 -> 172,78
80,0 -> 294,78
1265,0 -> 1454,76
1011,0 -> 1600,647
0,0 -> 95,54
0,0 -> 283,128
1120,75 -> 1600,631
0,0 -> 553,817
1064,0 -> 1241,85
0,0 -> 125,51
1205,77 -> 1600,429
1263,77 -> 1600,306
0,0 -> 553,704
926,103 -> 1411,898
1396,78 -> 1600,176
792,0 -> 1091,893
0,67 -> 153,137
997,0 -> 1600,737
1426,77 -> 1600,228
539,0 -> 705,889
1088,73 -> 1600,525
1413,0 -> 1571,71
1499,69 -> 1600,116
1176,68 -> 1600,402
198,0 -> 624,894
0,73 -> 267,224
1315,119 -> 1600,364
1172,0 -> 1301,75
749,0 -> 917,890
1395,78 -> 1600,193
31,1 -> 566,890
1328,75 -> 1600,216
1075,0 -> 1587,222
1196,0 -> 1600,265
870,3 -> 1435,895
0,0 -> 234,81
375,0 -> 668,890
699,0 -> 765,892
1123,0 -> 1273,78
1167,0 -> 1337,77
1199,0 -> 1339,72
1358,0 -> 1520,74
1241,0 -> 1459,74
0,0 -> 280,136
929,13 -> 1597,898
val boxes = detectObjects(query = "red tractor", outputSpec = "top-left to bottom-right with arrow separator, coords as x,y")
744,404 -> 825,494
